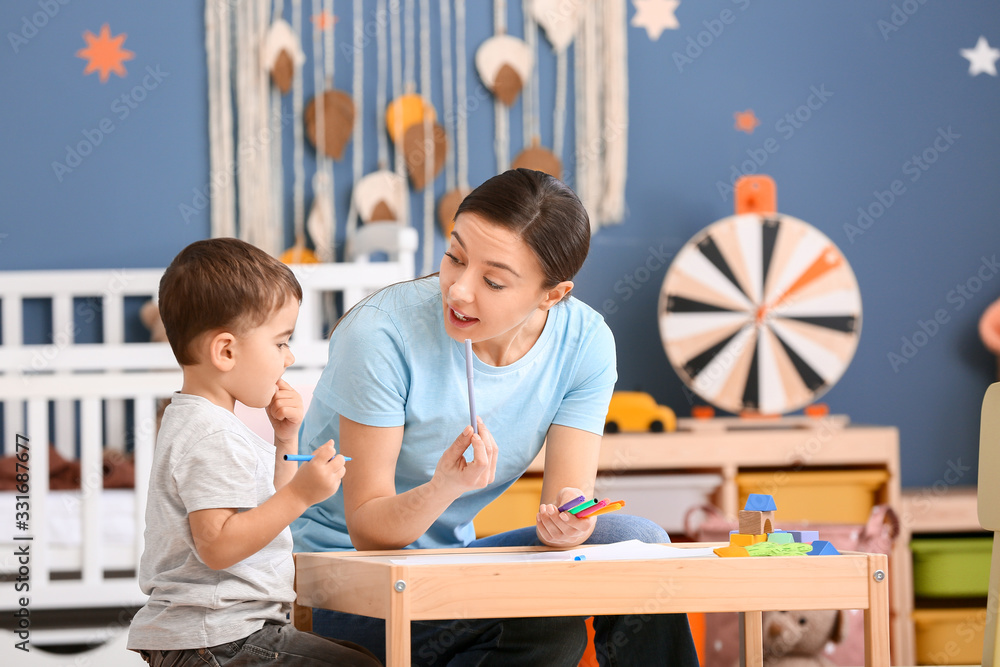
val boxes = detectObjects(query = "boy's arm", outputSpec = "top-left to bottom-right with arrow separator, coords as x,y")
189,441 -> 345,570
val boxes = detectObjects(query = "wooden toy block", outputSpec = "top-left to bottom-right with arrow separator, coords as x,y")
767,531 -> 794,544
730,533 -> 756,546
738,510 -> 775,534
746,542 -> 813,557
713,545 -> 749,558
789,530 -> 819,543
743,493 -> 777,512
807,540 -> 840,556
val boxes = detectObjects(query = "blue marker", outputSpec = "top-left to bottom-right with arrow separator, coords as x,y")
283,454 -> 352,462
465,338 -> 478,434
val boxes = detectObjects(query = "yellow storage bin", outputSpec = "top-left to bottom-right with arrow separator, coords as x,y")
473,475 -> 544,538
736,469 -> 889,524
912,607 -> 987,665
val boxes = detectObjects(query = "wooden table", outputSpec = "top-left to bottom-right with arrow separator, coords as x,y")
293,543 -> 891,667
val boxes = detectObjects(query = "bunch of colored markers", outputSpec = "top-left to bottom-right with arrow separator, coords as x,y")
557,495 -> 625,518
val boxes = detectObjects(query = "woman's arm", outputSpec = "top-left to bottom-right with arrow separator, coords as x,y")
535,423 -> 602,547
340,415 -> 498,551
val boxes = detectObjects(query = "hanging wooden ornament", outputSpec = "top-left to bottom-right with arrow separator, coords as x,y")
512,138 -> 562,178
476,35 -> 533,106
402,121 -> 447,190
530,0 -> 585,52
437,187 -> 470,237
385,93 -> 436,145
279,234 -> 321,264
262,20 -> 304,94
304,90 -> 354,160
353,170 -> 409,225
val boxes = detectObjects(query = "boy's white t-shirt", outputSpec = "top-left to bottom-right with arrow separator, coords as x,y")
127,393 -> 294,651
292,276 -> 617,553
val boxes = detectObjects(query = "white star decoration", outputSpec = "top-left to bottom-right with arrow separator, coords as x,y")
961,36 -> 1000,76
631,0 -> 680,41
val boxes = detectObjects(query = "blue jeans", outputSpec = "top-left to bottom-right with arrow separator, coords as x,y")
312,514 -> 699,666
136,621 -> 382,666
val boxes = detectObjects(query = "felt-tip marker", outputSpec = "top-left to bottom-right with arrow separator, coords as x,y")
465,338 -> 478,434
557,495 -> 586,512
283,454 -> 352,462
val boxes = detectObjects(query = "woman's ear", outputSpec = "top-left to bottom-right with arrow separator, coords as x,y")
207,331 -> 237,372
539,281 -> 574,311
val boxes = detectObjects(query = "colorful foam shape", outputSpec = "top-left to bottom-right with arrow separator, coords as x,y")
743,493 -> 777,512
767,532 -> 794,544
807,540 -> 840,556
714,545 -> 749,558
789,530 -> 820,543
746,542 -> 812,557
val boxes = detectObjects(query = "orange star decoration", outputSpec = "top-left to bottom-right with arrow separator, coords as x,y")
77,24 -> 134,83
734,109 -> 760,134
310,11 -> 337,31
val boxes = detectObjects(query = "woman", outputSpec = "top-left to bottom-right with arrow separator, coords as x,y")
292,169 -> 698,666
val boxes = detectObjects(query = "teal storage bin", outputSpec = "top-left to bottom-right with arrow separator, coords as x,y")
910,536 -> 992,598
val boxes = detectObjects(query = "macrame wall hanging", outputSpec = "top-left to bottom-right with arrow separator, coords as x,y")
205,1 -> 630,262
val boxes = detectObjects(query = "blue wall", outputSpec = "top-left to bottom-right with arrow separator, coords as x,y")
2,1 -> 998,487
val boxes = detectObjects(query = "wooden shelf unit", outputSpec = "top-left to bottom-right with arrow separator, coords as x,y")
900,486 -> 986,665
526,422 -> 913,665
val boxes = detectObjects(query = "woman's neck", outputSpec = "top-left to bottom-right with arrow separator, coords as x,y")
473,308 -> 549,367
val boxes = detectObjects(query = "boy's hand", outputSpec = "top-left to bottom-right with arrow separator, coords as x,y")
266,378 -> 303,445
287,440 -> 346,506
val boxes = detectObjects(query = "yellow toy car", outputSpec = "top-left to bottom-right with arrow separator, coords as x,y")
604,391 -> 677,433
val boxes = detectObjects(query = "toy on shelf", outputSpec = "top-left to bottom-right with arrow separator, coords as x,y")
714,493 -> 839,558
658,175 -> 862,417
603,391 -> 677,434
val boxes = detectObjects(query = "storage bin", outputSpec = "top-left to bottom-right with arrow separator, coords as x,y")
910,536 -> 992,598
473,475 -> 544,537
912,607 -> 987,665
593,473 -> 722,535
735,469 -> 888,524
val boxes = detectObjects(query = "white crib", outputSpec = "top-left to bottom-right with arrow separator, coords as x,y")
0,226 -> 416,660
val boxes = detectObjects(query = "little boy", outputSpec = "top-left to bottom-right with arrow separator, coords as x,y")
127,238 -> 381,667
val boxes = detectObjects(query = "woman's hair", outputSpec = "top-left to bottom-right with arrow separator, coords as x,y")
329,169 -> 590,335
455,168 -> 591,292
159,237 -> 302,366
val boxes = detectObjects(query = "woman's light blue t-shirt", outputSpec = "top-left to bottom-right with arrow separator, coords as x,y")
291,276 -> 617,552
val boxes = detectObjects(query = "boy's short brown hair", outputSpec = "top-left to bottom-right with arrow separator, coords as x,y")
159,238 -> 303,366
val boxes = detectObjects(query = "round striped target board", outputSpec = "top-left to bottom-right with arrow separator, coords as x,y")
658,213 -> 862,415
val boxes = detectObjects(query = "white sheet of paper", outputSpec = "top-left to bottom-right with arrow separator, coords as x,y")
389,540 -> 717,565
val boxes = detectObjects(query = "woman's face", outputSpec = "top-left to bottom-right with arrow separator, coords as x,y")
439,212 -> 559,346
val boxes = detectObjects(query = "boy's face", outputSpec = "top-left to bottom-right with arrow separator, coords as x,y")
227,298 -> 298,408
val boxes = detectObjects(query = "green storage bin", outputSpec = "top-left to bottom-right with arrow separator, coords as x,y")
910,536 -> 992,598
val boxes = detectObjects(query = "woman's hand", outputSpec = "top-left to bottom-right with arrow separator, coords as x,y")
432,417 -> 499,499
536,486 -> 596,548
266,378 -> 303,447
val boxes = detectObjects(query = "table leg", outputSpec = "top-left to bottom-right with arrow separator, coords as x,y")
387,577 -> 411,667
739,611 -> 763,667
866,554 -> 891,667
